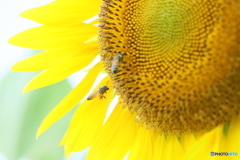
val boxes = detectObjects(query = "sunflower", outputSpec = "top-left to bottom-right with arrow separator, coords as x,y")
9,0 -> 240,159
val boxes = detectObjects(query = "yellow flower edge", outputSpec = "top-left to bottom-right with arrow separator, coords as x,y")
9,0 -> 240,159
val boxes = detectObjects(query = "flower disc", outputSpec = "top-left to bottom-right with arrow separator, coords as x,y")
99,0 -> 240,133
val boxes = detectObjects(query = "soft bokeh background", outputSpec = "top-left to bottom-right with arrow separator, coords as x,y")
0,0 -> 95,159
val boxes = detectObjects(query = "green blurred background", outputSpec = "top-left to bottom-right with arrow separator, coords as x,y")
0,70 -> 74,160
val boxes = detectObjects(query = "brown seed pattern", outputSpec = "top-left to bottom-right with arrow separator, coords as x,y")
99,0 -> 240,134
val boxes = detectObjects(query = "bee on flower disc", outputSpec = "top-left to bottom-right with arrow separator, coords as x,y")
111,53 -> 124,73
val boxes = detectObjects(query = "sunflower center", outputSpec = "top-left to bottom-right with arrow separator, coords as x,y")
99,0 -> 240,133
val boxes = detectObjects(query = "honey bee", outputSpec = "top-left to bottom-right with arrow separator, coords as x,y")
87,85 -> 109,100
111,53 -> 124,73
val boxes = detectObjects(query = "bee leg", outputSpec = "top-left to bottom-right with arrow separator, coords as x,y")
99,95 -> 105,99
101,95 -> 107,99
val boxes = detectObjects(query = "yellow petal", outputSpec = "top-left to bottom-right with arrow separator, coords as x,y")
86,103 -> 137,160
181,125 -> 226,160
36,62 -> 103,137
20,0 -> 101,26
161,134 -> 184,160
127,126 -> 153,160
9,24 -> 97,49
61,77 -> 112,157
227,115 -> 240,158
12,44 -> 98,71
152,134 -> 165,160
85,36 -> 98,44
181,133 -> 197,152
23,52 -> 97,93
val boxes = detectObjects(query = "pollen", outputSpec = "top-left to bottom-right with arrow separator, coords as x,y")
99,0 -> 240,134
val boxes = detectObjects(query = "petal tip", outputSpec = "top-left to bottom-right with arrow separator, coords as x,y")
8,36 -> 17,46
22,87 -> 30,93
19,10 -> 29,18
11,64 -> 21,71
36,127 -> 44,138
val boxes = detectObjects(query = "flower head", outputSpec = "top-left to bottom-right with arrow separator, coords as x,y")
9,0 -> 240,159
